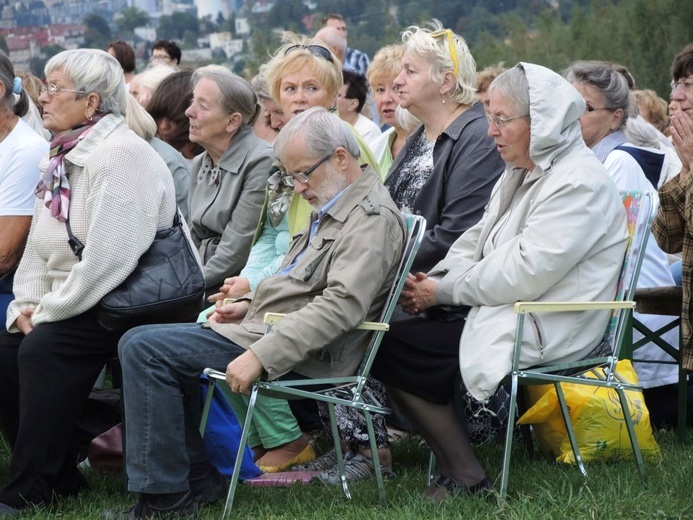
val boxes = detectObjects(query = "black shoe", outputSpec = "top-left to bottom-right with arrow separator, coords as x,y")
102,491 -> 198,519
189,470 -> 228,506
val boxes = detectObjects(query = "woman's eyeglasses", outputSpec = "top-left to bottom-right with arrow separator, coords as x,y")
40,83 -> 87,97
585,104 -> 613,113
284,44 -> 334,63
485,113 -> 528,128
431,29 -> 459,77
671,78 -> 693,93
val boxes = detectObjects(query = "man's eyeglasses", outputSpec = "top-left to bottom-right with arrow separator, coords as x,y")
671,78 -> 693,93
284,44 -> 334,63
40,83 -> 86,97
585,103 -> 613,113
485,113 -> 528,128
288,154 -> 332,184
430,29 -> 459,77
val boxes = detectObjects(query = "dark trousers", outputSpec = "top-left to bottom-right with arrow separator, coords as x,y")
0,311 -> 122,507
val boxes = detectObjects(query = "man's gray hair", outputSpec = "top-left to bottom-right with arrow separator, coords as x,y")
45,49 -> 126,116
488,65 -> 530,118
274,107 -> 360,161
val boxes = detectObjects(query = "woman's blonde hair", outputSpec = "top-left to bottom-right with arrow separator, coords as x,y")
124,92 -> 156,140
265,32 -> 342,107
632,89 -> 669,135
401,19 -> 477,106
367,45 -> 405,87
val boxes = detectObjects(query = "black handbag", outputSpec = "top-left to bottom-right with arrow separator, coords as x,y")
66,212 -> 206,331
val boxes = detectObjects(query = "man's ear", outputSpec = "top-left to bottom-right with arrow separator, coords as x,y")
334,146 -> 350,168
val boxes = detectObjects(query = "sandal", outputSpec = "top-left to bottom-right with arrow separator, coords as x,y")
424,475 -> 493,503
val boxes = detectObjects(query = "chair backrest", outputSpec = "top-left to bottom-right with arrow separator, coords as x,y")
353,214 -> 426,394
603,191 -> 655,361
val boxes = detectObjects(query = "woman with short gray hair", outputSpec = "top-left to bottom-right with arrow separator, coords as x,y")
184,65 -> 273,295
0,48 -> 180,513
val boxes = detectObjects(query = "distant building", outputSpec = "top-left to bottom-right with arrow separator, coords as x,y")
195,0 -> 227,19
209,31 -> 243,58
129,0 -> 158,12
235,16 -> 249,35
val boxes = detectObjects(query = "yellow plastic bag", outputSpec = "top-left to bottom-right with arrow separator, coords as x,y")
517,360 -> 661,464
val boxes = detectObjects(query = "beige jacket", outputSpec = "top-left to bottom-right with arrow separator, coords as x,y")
208,167 -> 405,379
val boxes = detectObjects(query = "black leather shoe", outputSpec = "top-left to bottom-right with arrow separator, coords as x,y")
102,491 -> 198,519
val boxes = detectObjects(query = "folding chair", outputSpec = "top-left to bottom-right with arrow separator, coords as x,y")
499,191 -> 655,500
627,286 -> 688,441
200,214 -> 426,519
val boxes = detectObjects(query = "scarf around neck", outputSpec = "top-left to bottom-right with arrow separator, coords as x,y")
35,114 -> 104,222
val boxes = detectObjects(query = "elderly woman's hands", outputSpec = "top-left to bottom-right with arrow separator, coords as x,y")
16,307 -> 35,335
670,107 -> 693,179
399,272 -> 439,315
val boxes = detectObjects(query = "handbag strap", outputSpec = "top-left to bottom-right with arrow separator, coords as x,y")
65,210 -> 182,261
65,217 -> 85,261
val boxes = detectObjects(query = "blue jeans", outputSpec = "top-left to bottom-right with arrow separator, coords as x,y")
119,323 -> 252,494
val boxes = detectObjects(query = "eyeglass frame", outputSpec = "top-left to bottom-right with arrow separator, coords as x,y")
287,153 -> 333,184
284,44 -> 334,64
40,83 -> 87,98
430,28 -> 459,77
671,77 -> 693,93
585,103 -> 615,113
485,113 -> 528,128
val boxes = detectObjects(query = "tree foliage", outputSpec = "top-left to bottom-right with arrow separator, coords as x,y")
117,7 -> 150,34
82,13 -> 112,50
157,12 -> 199,43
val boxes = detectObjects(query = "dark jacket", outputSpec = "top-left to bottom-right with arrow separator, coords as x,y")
387,102 -> 505,273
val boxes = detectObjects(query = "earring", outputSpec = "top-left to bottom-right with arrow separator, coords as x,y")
86,113 -> 93,121
442,98 -> 446,105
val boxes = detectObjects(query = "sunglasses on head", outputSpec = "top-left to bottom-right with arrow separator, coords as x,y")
284,44 -> 334,63
430,28 -> 459,77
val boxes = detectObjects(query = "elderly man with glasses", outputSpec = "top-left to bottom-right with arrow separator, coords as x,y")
105,106 -> 405,519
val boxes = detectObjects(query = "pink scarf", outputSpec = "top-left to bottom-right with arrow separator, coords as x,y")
35,114 -> 104,222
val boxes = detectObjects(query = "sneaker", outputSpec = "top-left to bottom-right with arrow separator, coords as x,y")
291,448 -> 352,472
316,453 -> 395,485
102,492 -> 198,519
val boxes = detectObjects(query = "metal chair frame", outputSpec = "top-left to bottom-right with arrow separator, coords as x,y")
199,214 -> 426,519
498,191 -> 655,500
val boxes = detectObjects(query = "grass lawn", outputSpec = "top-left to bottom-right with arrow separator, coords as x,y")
1,427 -> 691,519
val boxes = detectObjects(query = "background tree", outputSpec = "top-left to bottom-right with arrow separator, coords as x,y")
117,6 -> 150,35
30,44 -> 65,78
82,13 -> 112,50
157,12 -> 199,41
